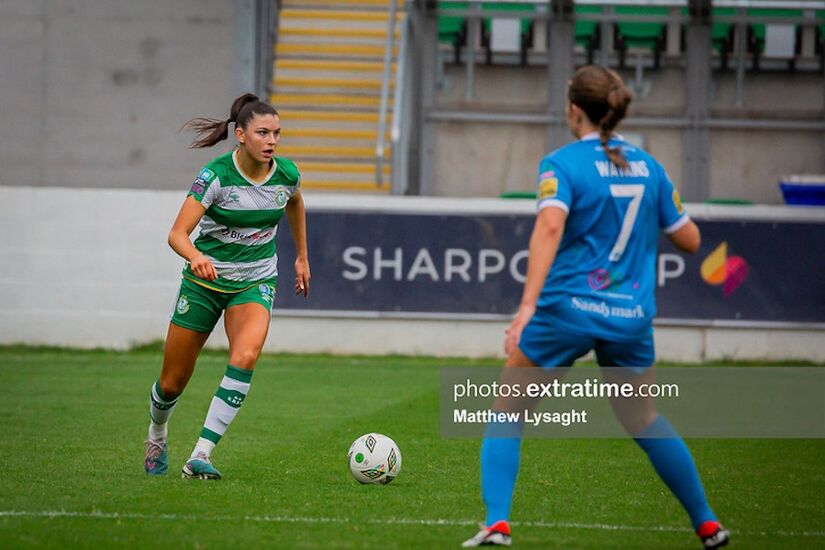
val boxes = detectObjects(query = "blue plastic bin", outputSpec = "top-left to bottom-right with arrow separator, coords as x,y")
779,176 -> 825,206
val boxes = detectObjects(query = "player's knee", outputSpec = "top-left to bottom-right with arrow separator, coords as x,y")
230,348 -> 261,371
621,411 -> 658,436
158,376 -> 184,400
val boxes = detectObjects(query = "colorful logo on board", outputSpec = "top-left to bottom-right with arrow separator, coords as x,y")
700,242 -> 748,297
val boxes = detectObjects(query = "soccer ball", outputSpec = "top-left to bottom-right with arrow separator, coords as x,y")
347,433 -> 401,484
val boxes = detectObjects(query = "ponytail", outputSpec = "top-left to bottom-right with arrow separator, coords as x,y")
568,66 -> 633,169
182,93 -> 277,149
599,84 -> 632,169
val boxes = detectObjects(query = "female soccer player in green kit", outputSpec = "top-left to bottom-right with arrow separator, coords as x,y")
144,93 -> 310,479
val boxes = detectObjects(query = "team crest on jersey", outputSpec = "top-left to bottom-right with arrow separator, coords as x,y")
539,171 -> 558,199
176,294 -> 190,315
672,189 -> 684,214
275,189 -> 288,208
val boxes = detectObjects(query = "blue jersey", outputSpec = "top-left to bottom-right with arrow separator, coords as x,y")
534,133 -> 688,342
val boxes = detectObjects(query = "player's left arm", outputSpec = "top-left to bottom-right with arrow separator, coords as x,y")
285,189 -> 310,297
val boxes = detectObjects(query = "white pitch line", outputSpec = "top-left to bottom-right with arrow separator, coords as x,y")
0,510 -> 823,539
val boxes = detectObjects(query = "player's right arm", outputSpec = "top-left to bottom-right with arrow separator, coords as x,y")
168,196 -> 217,282
668,220 -> 700,253
657,162 -> 701,254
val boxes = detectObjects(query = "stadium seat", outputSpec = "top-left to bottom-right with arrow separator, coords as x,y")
815,10 -> 825,71
678,7 -> 735,69
614,6 -> 669,69
481,2 -> 534,65
438,1 -> 468,64
747,9 -> 803,71
575,4 -> 601,65
711,7 -> 736,70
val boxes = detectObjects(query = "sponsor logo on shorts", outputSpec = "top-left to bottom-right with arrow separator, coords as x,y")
176,294 -> 190,315
259,284 -> 275,303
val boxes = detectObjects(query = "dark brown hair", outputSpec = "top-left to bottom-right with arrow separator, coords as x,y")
182,93 -> 279,149
568,65 -> 633,168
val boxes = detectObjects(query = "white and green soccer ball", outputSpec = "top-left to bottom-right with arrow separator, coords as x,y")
348,433 -> 401,484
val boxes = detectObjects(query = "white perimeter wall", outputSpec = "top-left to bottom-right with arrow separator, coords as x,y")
1,186 -> 824,363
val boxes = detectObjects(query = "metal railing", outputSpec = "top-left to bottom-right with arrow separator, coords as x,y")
391,5 -> 413,195
258,0 -> 280,99
376,0 -> 400,188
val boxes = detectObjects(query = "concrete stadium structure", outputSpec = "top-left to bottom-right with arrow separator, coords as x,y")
1,0 -> 823,360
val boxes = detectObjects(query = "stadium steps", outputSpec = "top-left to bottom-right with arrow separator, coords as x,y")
272,0 -> 402,193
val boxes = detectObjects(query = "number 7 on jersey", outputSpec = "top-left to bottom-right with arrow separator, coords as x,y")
608,184 -> 645,262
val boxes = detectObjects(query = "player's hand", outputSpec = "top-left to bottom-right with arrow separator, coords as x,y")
189,252 -> 218,282
294,256 -> 310,297
504,304 -> 536,356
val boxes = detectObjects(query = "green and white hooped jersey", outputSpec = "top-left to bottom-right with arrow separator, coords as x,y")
185,150 -> 301,292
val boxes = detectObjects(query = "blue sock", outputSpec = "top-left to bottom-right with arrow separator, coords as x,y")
634,415 -> 717,529
481,422 -> 524,526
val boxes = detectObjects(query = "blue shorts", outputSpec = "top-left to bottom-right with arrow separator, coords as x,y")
518,312 -> 655,370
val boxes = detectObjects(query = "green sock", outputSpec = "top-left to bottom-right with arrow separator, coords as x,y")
190,365 -> 252,459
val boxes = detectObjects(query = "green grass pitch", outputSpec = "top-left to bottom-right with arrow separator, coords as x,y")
1,347 -> 823,548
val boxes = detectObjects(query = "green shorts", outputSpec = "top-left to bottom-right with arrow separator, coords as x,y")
170,277 -> 277,333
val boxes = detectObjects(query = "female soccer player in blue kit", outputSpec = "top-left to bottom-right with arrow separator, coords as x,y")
462,66 -> 728,549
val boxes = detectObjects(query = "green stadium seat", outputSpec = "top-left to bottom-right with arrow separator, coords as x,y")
435,2 -> 534,66
614,6 -> 669,69
814,10 -> 825,71
575,4 -> 601,65
711,7 -> 736,70
438,2 -> 468,65
678,7 -> 736,70
747,9 -> 803,71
